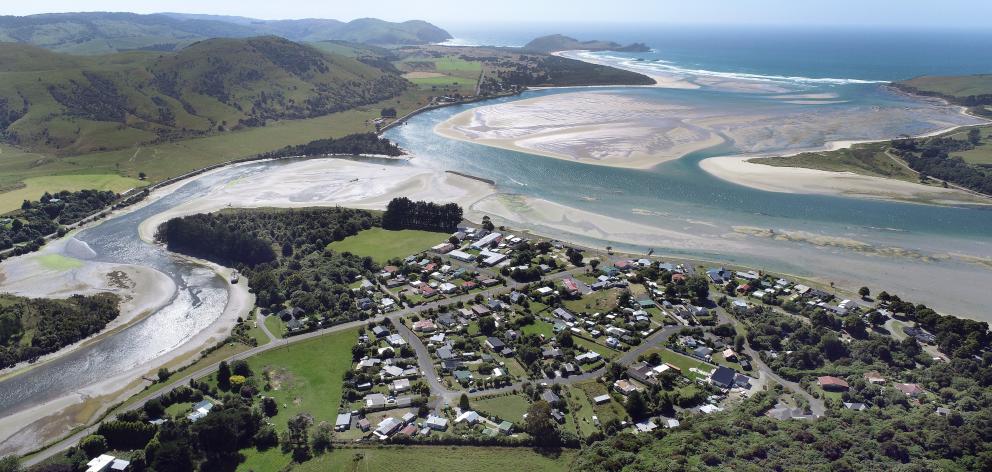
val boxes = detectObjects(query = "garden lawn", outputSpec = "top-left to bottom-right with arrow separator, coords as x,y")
473,394 -> 531,422
520,319 -> 555,338
244,327 -> 359,432
327,227 -> 447,264
295,446 -> 577,472
575,381 -> 629,425
263,315 -> 286,339
562,288 -> 619,314
573,336 -> 620,360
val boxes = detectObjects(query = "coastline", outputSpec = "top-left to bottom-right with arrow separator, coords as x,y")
699,114 -> 992,205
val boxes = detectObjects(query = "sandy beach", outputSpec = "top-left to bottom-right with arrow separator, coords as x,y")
699,155 -> 986,205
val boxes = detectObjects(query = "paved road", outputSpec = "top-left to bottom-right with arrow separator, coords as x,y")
715,307 -> 826,417
23,266 -> 653,466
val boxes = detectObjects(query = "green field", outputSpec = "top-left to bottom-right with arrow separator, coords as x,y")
564,385 -> 600,438
327,227 -> 447,264
641,347 -> 714,381
562,288 -> 620,314
242,327 -> 358,432
751,143 -> 919,182
263,315 -> 287,339
473,394 -> 532,422
0,170 -> 144,214
896,74 -> 992,99
948,126 -> 992,165
294,446 -> 577,472
520,319 -> 555,338
574,381 -> 629,425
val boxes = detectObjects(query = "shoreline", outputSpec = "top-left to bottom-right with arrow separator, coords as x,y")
699,112 -> 992,205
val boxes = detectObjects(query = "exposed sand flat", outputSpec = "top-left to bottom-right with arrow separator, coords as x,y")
139,158 -> 494,242
435,92 -> 725,169
699,155 -> 986,204
0,239 -> 175,379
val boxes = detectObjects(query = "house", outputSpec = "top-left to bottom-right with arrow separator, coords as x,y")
542,390 -> 562,405
432,242 -> 455,254
479,249 -> 508,266
498,421 -> 514,435
605,337 -> 621,348
381,365 -> 404,378
187,400 -> 214,422
895,383 -> 925,397
665,418 -> 681,428
472,305 -> 492,317
593,394 -> 611,404
438,282 -> 458,294
864,371 -> 886,384
358,418 -> 371,431
710,366 -> 736,389
413,319 -> 437,333
562,363 -> 578,376
441,359 -> 463,372
391,378 -> 411,393
420,286 -> 437,298
628,362 -> 655,384
563,278 -> 579,295
449,250 -> 475,262
397,424 -> 418,436
844,402 -> 868,411
817,376 -> 850,392
575,351 -> 602,364
436,346 -> 454,360
543,347 -> 562,359
485,337 -> 505,351
699,404 -> 723,414
386,334 -> 407,347
456,410 -> 481,424
374,417 -> 403,439
936,406 -> 952,416
371,326 -> 389,338
691,346 -> 713,361
482,278 -> 500,287
365,393 -> 388,409
86,455 -> 130,472
731,300 -> 749,313
722,348 -> 738,362
437,313 -> 457,328
471,232 -> 503,249
734,373 -> 753,388
453,370 -> 473,385
553,307 -> 575,322
536,286 -> 554,296
613,379 -> 639,396
706,268 -> 732,284
426,415 -> 449,431
634,419 -> 657,433
335,412 -> 352,431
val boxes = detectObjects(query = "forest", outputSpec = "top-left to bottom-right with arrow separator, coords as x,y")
0,293 -> 120,369
381,197 -> 463,232
258,133 -> 403,159
157,208 -> 380,321
890,133 -> 992,195
0,189 -> 118,256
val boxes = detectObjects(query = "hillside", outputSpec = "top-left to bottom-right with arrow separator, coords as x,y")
893,75 -> 992,116
523,34 -> 650,53
0,12 -> 452,54
0,37 -> 409,155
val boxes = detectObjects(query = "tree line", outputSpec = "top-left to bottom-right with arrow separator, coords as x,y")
1,189 -> 118,255
890,133 -> 992,195
381,197 -> 463,232
258,133 -> 403,159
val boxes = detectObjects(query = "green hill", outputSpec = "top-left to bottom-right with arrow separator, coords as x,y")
523,34 -> 650,53
893,74 -> 992,108
0,12 -> 451,54
0,37 -> 409,155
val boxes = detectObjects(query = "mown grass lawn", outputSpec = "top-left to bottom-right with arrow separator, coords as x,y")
575,381 -> 629,425
562,288 -> 619,314
473,394 -> 532,422
0,173 -> 144,213
565,385 -> 599,438
263,315 -> 286,339
640,347 -> 714,381
295,446 -> 577,472
520,319 -> 555,338
573,336 -> 620,360
243,327 -> 359,432
327,227 -> 447,264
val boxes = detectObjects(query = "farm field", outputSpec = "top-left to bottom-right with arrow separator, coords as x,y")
327,227 -> 447,264
239,327 -> 359,432
294,446 -> 578,472
0,172 -> 144,214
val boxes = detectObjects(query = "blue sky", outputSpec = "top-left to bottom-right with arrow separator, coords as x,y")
5,0 -> 990,28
